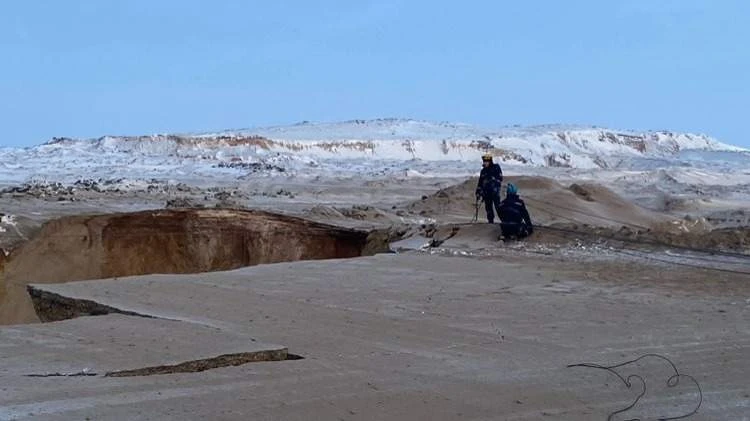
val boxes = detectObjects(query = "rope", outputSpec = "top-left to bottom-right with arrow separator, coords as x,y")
568,353 -> 702,421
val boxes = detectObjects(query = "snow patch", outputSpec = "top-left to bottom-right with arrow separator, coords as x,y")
0,119 -> 746,185
1,214 -> 17,226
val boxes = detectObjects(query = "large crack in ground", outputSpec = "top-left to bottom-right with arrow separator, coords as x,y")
23,268 -> 306,378
0,209 -> 375,377
1,208 -> 395,325
17,288 -> 301,378
25,350 -> 297,378
105,350 -> 293,377
27,287 -> 158,323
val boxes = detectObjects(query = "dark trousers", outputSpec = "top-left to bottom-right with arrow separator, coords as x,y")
500,222 -> 530,239
482,192 -> 501,223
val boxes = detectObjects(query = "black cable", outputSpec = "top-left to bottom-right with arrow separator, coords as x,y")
568,353 -> 702,421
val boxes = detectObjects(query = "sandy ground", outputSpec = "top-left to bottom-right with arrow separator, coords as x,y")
0,170 -> 749,420
1,167 -> 748,250
1,253 -> 748,420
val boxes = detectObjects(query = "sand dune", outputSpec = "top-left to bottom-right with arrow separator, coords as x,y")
406,176 -> 672,229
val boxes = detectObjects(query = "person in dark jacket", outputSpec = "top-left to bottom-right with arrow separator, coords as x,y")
475,153 -> 503,223
498,183 -> 533,239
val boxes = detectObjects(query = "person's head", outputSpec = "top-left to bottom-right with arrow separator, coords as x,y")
506,183 -> 518,196
481,153 -> 493,167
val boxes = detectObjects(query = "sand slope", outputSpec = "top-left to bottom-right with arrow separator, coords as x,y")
406,176 -> 671,229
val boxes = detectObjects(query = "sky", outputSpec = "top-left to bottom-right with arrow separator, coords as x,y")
1,0 -> 748,148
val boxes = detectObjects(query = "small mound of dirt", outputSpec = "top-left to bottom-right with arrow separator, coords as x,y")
307,205 -> 346,219
569,184 -> 594,202
403,179 -> 480,219
650,192 -> 691,212
653,226 -> 750,252
337,205 -> 390,221
562,223 -> 750,254
165,197 -> 205,208
653,217 -> 714,235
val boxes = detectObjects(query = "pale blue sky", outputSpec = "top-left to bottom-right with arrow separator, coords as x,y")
1,1 -> 748,147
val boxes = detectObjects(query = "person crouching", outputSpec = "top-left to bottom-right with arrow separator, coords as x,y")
475,153 -> 503,223
499,183 -> 534,240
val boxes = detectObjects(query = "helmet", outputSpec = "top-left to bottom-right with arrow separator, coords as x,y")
506,183 -> 518,195
481,153 -> 493,162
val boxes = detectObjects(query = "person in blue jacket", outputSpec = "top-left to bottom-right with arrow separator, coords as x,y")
498,183 -> 534,239
475,153 -> 503,223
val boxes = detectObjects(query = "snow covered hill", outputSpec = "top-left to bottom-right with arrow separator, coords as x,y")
238,119 -> 743,167
0,119 -> 746,184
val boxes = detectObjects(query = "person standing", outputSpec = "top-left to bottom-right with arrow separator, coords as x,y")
475,153 -> 503,223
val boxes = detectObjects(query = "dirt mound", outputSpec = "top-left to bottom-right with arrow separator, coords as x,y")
649,192 -> 711,213
568,183 -> 595,201
165,197 -> 206,208
539,223 -> 750,255
0,209 -> 378,325
307,205 -> 346,219
337,205 -> 391,221
405,176 -> 671,229
636,225 -> 750,253
403,180 -> 478,220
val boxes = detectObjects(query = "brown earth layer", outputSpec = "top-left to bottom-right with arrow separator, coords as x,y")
0,208 -> 378,325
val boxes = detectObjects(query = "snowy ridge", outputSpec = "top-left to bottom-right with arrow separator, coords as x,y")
0,119 -> 747,184
47,119 -> 745,164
